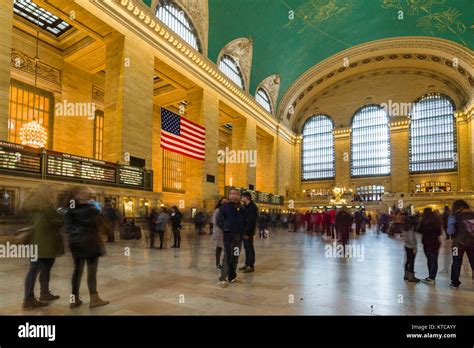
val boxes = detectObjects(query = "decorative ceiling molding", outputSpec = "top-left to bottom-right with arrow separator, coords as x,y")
174,0 -> 208,56
256,74 -> 280,116
278,37 -> 474,127
217,37 -> 253,92
88,0 -> 294,143
10,48 -> 61,87
293,67 -> 470,132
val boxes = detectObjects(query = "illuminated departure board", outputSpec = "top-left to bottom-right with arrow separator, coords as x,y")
0,141 -> 41,174
0,141 -> 153,190
47,153 -> 116,183
119,166 -> 144,187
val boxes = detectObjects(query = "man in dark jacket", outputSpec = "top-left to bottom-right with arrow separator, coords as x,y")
335,208 -> 354,251
216,188 -> 244,286
239,191 -> 258,273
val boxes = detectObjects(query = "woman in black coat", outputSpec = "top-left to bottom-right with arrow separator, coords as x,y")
65,188 -> 109,309
420,207 -> 442,284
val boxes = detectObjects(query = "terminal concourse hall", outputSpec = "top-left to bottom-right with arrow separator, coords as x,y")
0,0 -> 473,316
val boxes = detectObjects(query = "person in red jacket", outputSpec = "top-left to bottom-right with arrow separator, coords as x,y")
323,209 -> 332,237
315,210 -> 323,234
329,209 -> 336,239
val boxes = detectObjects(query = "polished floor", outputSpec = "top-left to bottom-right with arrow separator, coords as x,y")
1,225 -> 473,315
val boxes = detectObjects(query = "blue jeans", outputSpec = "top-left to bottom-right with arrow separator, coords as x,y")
423,247 -> 439,280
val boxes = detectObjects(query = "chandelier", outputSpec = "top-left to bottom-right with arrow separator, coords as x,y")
18,11 -> 47,149
19,120 -> 47,148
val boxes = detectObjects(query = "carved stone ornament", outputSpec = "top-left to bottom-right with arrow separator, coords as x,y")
11,49 -> 60,86
256,74 -> 280,115
218,37 -> 253,91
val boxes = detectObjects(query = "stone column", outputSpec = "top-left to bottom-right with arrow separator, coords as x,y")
457,113 -> 472,190
227,116 -> 257,190
103,33 -> 154,166
390,121 -> 409,193
334,129 -> 350,189
185,88 -> 219,211
256,133 -> 275,193
0,1 -> 13,140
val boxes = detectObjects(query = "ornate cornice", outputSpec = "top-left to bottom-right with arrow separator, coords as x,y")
10,48 -> 61,86
95,0 -> 294,143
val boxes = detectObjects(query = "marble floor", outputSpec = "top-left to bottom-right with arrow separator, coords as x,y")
1,225 -> 473,315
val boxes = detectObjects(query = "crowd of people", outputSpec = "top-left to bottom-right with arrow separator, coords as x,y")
17,182 -> 474,310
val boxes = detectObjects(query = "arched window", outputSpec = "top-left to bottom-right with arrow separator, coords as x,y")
156,1 -> 201,52
351,105 -> 390,177
256,88 -> 272,113
409,94 -> 457,173
302,115 -> 335,180
218,55 -> 245,90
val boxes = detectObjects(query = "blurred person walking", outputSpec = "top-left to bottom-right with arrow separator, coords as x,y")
152,207 -> 170,249
211,198 -> 227,269
22,186 -> 64,309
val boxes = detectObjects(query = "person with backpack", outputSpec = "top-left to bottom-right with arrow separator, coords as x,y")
447,200 -> 474,288
403,206 -> 420,282
170,206 -> 182,248
152,207 -> 170,249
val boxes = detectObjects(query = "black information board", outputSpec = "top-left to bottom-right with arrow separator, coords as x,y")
119,165 -> 144,187
0,141 -> 41,174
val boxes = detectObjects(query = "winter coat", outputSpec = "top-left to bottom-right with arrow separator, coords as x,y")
156,212 -> 170,232
28,205 -> 65,259
211,208 -> 224,248
65,203 -> 106,259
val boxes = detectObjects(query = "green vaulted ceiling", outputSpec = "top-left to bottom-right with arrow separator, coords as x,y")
146,0 -> 474,108
208,0 -> 473,106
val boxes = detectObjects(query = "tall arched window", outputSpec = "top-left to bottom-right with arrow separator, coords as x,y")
256,88 -> 272,113
351,105 -> 390,177
301,115 -> 335,180
409,94 -> 457,173
156,1 -> 201,52
218,55 -> 245,90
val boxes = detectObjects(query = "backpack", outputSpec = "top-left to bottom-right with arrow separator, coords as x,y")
456,211 -> 474,248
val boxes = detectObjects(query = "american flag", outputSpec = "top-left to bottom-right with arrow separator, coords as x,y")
160,108 -> 206,161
